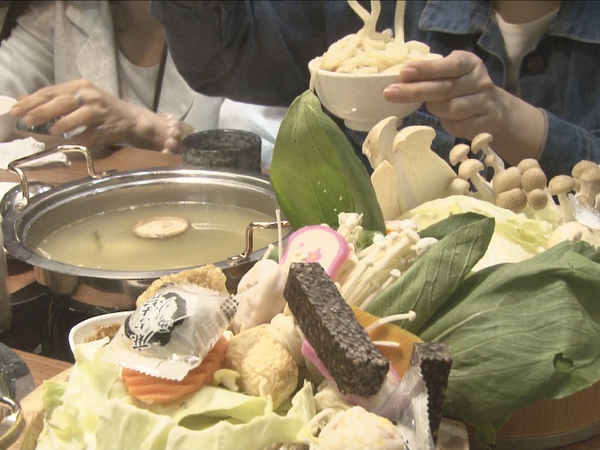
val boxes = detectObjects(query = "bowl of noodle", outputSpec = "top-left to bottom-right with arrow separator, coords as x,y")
308,0 -> 442,132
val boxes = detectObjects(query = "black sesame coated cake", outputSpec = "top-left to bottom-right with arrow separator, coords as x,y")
410,342 -> 452,443
284,262 -> 389,396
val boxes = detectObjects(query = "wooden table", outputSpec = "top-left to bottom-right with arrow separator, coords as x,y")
13,350 -> 71,388
0,143 -> 183,186
8,346 -> 600,450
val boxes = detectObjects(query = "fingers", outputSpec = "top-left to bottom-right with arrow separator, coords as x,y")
384,77 -> 483,103
399,50 -> 479,81
384,51 -> 490,103
48,105 -> 99,136
11,80 -> 86,115
425,92 -> 490,121
15,93 -> 85,129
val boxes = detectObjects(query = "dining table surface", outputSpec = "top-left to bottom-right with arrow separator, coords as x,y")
1,132 -> 600,450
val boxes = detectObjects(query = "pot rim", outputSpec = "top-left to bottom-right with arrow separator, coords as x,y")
2,166 -> 282,280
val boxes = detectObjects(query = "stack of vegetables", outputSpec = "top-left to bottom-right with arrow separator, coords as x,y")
269,90 -> 600,445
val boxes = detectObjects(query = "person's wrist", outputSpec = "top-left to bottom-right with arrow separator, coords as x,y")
492,89 -> 546,165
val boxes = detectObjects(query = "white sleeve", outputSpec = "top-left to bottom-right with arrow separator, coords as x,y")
0,1 -> 56,98
218,100 -> 288,169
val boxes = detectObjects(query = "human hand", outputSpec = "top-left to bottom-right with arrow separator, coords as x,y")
159,113 -> 194,154
383,50 -> 509,141
10,79 -> 139,146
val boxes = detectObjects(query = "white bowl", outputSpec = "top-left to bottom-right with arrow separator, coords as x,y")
308,60 -> 421,132
0,96 -> 17,142
68,311 -> 131,356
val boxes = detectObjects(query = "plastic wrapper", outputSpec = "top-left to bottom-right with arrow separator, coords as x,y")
395,365 -> 435,450
301,340 -> 434,450
569,194 -> 600,230
102,283 -> 238,381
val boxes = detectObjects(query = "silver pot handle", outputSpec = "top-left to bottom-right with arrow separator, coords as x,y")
7,145 -> 113,209
0,396 -> 24,448
228,220 -> 291,265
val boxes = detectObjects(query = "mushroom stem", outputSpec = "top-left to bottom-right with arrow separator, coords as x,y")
579,167 -> 600,207
548,175 -> 576,224
365,311 -> 417,332
557,193 -> 574,223
471,132 -> 505,178
458,159 -> 495,204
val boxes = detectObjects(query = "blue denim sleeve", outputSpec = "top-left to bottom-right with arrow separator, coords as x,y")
538,110 -> 600,181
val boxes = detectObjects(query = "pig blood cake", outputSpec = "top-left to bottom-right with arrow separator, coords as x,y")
410,342 -> 452,443
284,262 -> 389,396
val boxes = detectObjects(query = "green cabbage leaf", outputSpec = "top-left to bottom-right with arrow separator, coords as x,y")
36,340 -> 315,450
420,241 -> 600,443
400,195 -> 553,270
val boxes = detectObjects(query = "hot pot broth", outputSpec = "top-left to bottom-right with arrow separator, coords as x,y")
34,202 -> 279,271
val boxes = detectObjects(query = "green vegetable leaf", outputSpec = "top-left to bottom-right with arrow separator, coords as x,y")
365,215 -> 495,333
418,212 -> 489,240
270,90 -> 385,233
355,230 -> 384,250
419,241 -> 600,444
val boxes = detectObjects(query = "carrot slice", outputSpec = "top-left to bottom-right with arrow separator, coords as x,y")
121,336 -> 228,404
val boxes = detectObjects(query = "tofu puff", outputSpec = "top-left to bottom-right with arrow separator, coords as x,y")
136,264 -> 228,306
226,325 -> 299,409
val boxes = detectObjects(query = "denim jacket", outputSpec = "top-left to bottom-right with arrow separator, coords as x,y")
152,0 -> 600,178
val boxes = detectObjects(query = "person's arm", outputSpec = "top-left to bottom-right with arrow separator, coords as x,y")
150,1 -> 331,106
9,78 -> 193,153
0,1 -> 55,97
537,112 -> 600,181
383,50 -> 598,178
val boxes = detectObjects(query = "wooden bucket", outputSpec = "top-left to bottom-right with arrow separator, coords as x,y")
470,380 -> 600,449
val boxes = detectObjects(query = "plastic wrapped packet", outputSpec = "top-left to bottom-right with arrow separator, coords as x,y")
102,283 -> 238,381
301,340 -> 434,450
392,365 -> 435,450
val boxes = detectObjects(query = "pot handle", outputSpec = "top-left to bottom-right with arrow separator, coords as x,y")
7,145 -> 113,208
0,396 -> 24,448
227,220 -> 291,265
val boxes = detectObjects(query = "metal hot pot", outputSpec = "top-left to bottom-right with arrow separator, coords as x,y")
2,146 -> 289,314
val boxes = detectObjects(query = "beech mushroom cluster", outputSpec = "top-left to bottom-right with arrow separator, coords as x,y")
364,117 -> 600,247
571,160 -> 600,209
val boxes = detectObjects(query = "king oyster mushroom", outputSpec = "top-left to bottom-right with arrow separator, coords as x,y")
363,122 -> 464,218
362,116 -> 399,169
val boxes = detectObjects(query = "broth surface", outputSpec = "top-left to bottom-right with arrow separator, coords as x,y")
35,202 -> 280,271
